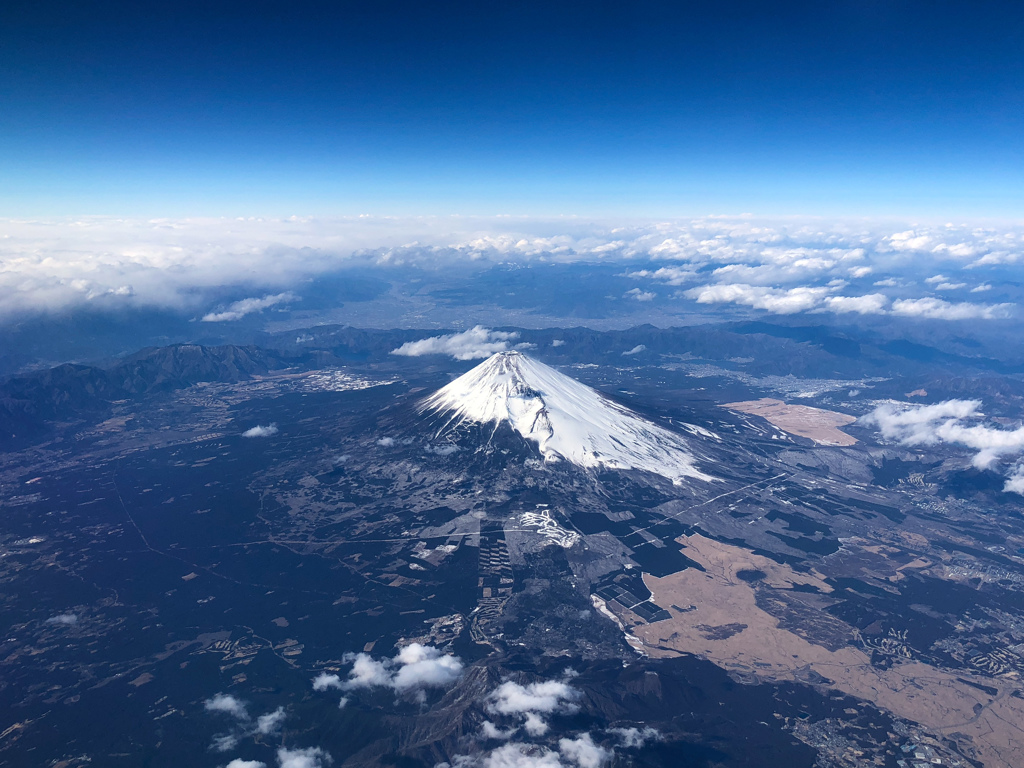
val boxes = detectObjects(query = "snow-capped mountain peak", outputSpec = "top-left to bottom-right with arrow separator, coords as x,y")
421,351 -> 712,484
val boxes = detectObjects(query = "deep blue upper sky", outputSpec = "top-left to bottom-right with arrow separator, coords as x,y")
2,0 -> 1023,215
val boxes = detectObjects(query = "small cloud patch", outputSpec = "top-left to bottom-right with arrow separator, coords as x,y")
312,673 -> 343,691
624,288 -> 655,302
256,707 -> 286,735
391,326 -> 520,360
332,643 -> 464,697
205,693 -> 249,721
46,613 -> 79,625
202,292 -> 297,322
277,746 -> 332,768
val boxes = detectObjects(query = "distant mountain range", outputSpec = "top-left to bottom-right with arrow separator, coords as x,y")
0,344 -> 297,441
5,322 -> 1024,445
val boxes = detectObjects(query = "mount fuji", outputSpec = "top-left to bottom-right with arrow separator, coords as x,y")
421,351 -> 714,484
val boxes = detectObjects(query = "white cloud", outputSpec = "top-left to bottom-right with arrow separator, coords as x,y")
608,727 -> 661,748
486,680 -> 580,717
202,292 -> 297,322
687,281 -> 1014,320
887,231 -> 935,251
624,288 -> 655,302
523,713 -> 549,737
890,298 -> 1014,320
862,399 -> 981,446
551,340 -> 566,347
46,613 -> 79,625
342,654 -> 392,689
377,437 -> 396,447
558,734 -> 611,768
446,733 -> 618,768
481,721 -> 518,740
480,743 -> 564,768
340,643 -> 463,693
312,673 -> 343,691
685,284 -> 831,314
391,327 -> 520,361
205,694 -> 249,721
1004,464 -> 1024,495
622,345 -> 646,356
243,424 -> 279,438
625,267 -> 696,285
225,760 -> 266,768
391,643 -> 464,690
709,257 -> 836,286
863,400 -> 1024,474
425,443 -> 460,455
277,747 -> 332,768
822,293 -> 889,314
972,284 -> 992,292
256,707 -> 286,735
213,735 -> 241,752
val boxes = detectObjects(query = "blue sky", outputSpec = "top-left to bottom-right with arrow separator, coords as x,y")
2,0 -> 1023,216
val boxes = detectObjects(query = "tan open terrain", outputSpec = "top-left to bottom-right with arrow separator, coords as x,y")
615,534 -> 1024,768
724,397 -> 857,445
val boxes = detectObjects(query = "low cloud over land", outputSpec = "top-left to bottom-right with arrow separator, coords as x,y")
863,399 -> 1024,493
203,292 -> 297,322
329,643 -> 464,695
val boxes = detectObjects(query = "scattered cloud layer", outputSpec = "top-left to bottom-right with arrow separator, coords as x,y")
862,399 -> 1024,493
889,297 -> 1013,320
392,326 -> 520,360
684,283 -> 1013,319
1,216 -> 1020,322
205,693 -> 303,760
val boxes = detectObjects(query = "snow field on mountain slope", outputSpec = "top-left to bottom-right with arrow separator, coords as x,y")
422,351 -> 713,484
